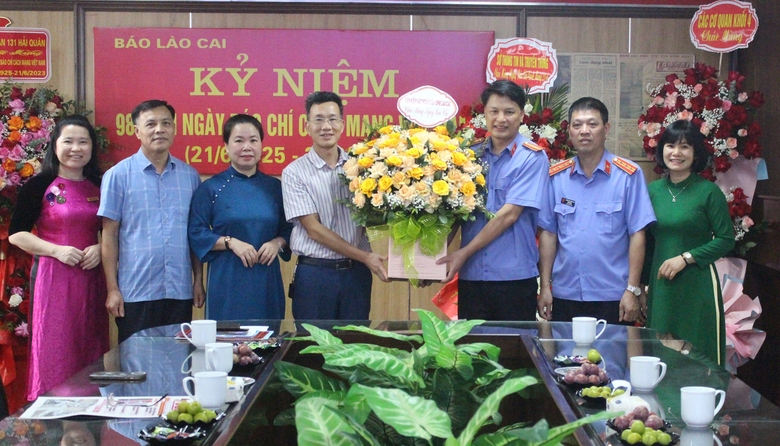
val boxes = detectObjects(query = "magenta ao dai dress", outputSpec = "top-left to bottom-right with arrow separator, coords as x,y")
27,177 -> 109,400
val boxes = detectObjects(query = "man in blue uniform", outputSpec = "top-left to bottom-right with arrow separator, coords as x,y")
538,97 -> 656,324
437,80 -> 549,321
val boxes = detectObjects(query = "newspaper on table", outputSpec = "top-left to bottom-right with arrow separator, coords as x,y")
20,396 -> 188,420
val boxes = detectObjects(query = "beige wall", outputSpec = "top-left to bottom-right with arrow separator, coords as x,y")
2,8 -> 721,339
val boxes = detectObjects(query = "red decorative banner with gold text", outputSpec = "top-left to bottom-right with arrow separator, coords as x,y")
0,28 -> 51,82
486,38 -> 557,94
94,28 -> 493,175
690,0 -> 758,53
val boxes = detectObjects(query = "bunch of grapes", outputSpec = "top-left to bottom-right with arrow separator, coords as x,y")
563,362 -> 609,385
233,343 -> 261,366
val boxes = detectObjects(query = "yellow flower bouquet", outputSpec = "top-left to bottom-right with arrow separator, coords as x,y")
341,120 -> 488,279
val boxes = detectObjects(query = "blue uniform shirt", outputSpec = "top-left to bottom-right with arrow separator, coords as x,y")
539,150 -> 656,302
459,133 -> 549,281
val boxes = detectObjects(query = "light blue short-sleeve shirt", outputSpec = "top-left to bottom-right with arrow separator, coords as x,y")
539,150 -> 656,302
459,134 -> 550,281
98,149 -> 201,303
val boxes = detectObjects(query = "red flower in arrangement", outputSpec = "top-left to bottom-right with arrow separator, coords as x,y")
637,63 -> 764,180
457,103 -> 488,142
724,187 -> 754,244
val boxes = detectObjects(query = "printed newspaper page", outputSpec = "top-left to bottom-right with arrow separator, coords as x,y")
20,396 -> 186,420
554,53 -> 694,160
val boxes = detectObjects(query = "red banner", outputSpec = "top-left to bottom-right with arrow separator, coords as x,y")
0,28 -> 51,82
690,0 -> 758,53
94,28 -> 493,175
486,38 -> 557,94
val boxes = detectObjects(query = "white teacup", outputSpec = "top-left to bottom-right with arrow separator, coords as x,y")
680,427 -> 724,446
571,317 -> 607,345
205,342 -> 234,374
681,386 -> 726,428
181,320 -> 217,349
181,349 -> 207,375
630,356 -> 667,392
182,371 -> 227,409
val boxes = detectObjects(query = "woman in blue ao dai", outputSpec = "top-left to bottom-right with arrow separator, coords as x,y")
189,114 -> 292,320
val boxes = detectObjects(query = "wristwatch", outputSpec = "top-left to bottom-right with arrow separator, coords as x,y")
224,236 -> 232,249
681,252 -> 693,265
626,284 -> 642,297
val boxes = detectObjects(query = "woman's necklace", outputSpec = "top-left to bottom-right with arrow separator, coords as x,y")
667,178 -> 690,203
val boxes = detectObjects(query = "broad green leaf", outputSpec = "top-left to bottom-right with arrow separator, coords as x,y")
431,369 -> 482,434
323,364 -> 414,391
274,361 -> 348,398
301,343 -> 410,360
416,309 -> 449,356
472,421 -> 544,446
333,324 -> 424,344
443,319 -> 486,343
295,396 -> 357,446
272,407 -> 296,426
457,376 -> 539,446
324,405 -> 381,446
358,384 -> 453,440
457,342 -> 501,362
301,323 -> 344,346
435,344 -> 474,380
323,344 -> 424,388
341,385 -> 372,424
297,389 -> 347,405
536,411 -> 614,446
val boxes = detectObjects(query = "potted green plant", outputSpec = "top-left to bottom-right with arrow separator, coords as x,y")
269,310 -> 610,445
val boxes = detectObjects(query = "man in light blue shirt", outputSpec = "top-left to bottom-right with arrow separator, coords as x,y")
538,97 -> 656,324
437,80 -> 549,321
99,99 -> 205,343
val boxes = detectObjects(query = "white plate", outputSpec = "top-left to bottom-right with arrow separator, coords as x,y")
553,366 -> 580,377
227,376 -> 256,387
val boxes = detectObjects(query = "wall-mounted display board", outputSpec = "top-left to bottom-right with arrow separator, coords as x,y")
0,28 -> 50,82
553,53 -> 694,160
94,28 -> 493,175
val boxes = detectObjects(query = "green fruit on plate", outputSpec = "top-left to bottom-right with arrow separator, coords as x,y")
177,413 -> 193,425
203,409 -> 217,422
621,429 -> 632,441
642,432 -> 658,445
656,432 -> 672,445
187,401 -> 203,415
166,410 -> 179,423
630,420 -> 645,434
177,401 -> 190,413
626,432 -> 642,445
587,349 -> 602,363
194,412 -> 210,424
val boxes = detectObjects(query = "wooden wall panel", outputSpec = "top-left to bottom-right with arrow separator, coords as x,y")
0,10 -> 74,100
412,15 -> 517,39
630,18 -> 719,67
192,13 -> 410,30
527,17 -> 631,53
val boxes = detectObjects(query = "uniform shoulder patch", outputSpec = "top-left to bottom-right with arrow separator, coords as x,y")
549,158 -> 574,176
523,141 -> 544,152
612,157 -> 638,175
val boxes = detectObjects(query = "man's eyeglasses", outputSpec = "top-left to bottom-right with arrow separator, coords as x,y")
309,117 -> 343,128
